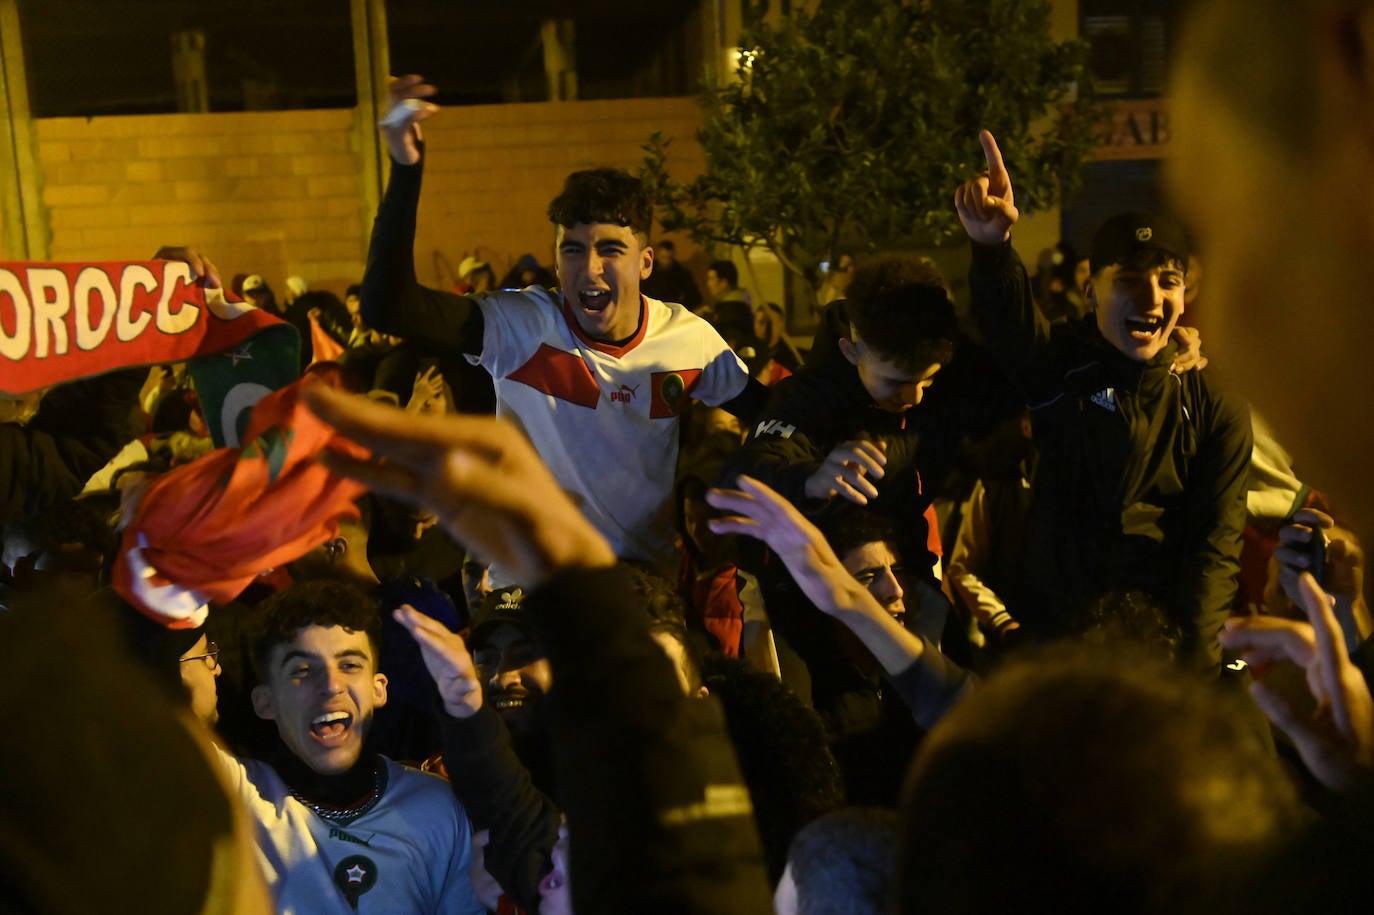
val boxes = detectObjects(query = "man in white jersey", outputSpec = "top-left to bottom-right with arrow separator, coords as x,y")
358,75 -> 766,582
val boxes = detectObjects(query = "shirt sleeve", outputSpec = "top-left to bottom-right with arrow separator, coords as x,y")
359,152 -> 485,357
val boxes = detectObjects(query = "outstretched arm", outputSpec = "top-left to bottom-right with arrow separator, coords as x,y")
360,75 -> 485,355
707,474 -> 971,727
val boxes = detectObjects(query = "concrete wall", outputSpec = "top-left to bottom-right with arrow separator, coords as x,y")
20,97 -> 708,297
412,96 -> 706,290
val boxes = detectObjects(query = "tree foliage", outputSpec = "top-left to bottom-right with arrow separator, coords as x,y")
642,0 -> 1102,278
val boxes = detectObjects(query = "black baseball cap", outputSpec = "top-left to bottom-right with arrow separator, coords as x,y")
468,586 -> 529,649
1089,212 -> 1190,274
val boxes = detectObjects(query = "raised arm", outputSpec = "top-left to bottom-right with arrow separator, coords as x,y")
392,605 -> 562,912
361,75 -> 485,355
707,474 -> 971,728
955,131 -> 1052,385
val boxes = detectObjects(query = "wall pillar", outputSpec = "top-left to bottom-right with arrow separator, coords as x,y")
0,0 -> 46,259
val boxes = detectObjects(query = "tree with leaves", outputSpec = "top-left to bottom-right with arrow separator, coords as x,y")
642,0 -> 1101,285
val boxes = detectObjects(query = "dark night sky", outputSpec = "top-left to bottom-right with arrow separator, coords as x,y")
16,0 -> 700,116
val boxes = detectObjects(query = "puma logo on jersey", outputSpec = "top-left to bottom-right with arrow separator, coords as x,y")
755,419 -> 796,439
1089,388 -> 1116,412
610,383 -> 640,404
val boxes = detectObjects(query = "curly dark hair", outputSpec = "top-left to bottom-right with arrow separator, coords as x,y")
546,168 -> 654,237
846,256 -> 958,372
248,579 -> 382,684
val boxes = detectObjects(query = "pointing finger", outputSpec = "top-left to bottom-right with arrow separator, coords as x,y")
980,130 -> 1009,192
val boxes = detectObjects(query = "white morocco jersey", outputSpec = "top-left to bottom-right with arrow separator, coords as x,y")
476,288 -> 749,579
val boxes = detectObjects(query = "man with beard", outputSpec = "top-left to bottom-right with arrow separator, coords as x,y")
467,586 -> 557,794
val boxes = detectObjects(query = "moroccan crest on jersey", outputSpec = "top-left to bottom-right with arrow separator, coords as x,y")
650,368 -> 702,418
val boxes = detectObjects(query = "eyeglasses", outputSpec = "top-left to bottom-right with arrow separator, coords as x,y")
181,640 -> 221,670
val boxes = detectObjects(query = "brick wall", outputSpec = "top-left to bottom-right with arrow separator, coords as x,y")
26,97 -> 708,297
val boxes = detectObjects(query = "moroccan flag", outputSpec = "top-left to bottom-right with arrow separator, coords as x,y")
0,260 -> 290,394
112,369 -> 369,627
189,322 -> 301,448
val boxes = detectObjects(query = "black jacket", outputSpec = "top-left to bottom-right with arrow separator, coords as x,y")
969,241 -> 1252,670
721,301 -> 937,577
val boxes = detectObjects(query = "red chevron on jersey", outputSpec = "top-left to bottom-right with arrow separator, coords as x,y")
649,368 -> 702,418
507,343 -> 601,408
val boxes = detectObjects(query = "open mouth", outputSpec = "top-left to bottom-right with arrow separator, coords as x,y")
1124,315 -> 1163,340
492,692 -> 528,713
310,711 -> 353,744
578,289 -> 611,313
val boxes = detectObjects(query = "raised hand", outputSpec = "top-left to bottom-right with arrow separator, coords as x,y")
953,130 -> 1019,245
393,604 -> 483,718
803,440 -> 887,505
1218,573 -> 1374,791
380,74 -> 440,166
406,366 -> 447,415
708,474 -> 926,675
152,246 -> 221,290
707,474 -> 868,618
304,384 -> 615,587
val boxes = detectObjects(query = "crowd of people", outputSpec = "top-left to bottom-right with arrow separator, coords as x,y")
4,1 -> 1374,911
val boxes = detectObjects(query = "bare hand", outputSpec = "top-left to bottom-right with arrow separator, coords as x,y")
1218,573 -> 1374,791
953,131 -> 1019,245
393,604 -> 482,718
152,246 -> 222,290
1168,325 -> 1209,374
708,474 -> 871,619
406,365 -> 446,415
381,74 -> 439,166
803,440 -> 887,505
304,384 -> 615,587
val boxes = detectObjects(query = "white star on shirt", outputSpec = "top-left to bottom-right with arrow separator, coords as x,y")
346,864 -> 366,884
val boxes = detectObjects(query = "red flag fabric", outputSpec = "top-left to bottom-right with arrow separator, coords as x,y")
0,261 -> 286,394
308,312 -> 346,365
112,370 -> 369,626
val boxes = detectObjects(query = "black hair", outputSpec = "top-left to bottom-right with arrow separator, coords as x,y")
704,655 -> 846,883
846,256 -> 958,372
248,579 -> 383,685
789,808 -> 899,915
900,645 -> 1301,914
546,168 -> 654,237
822,510 -> 900,568
709,260 -> 739,287
1073,590 -> 1183,662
